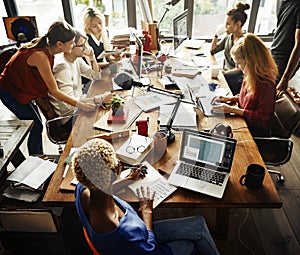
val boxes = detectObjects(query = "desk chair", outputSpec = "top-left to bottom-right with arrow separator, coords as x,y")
254,92 -> 300,184
34,96 -> 73,153
83,227 -> 101,255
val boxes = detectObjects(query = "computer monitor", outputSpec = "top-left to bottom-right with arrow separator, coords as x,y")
129,32 -> 143,80
3,16 -> 38,43
173,9 -> 189,54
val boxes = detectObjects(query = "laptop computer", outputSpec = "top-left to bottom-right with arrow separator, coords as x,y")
196,96 -> 223,117
168,129 -> 236,199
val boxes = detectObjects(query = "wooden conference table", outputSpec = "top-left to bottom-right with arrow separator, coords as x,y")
43,50 -> 282,239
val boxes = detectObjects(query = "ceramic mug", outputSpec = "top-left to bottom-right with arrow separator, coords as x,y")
240,164 -> 265,189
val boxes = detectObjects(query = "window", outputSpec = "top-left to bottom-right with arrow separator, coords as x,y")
192,0 -> 252,37
14,0 -> 64,35
0,0 -> 8,45
254,0 -> 277,35
73,0 -> 128,32
150,0 -> 184,36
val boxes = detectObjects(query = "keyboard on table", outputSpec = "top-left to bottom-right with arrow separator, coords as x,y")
176,162 -> 226,186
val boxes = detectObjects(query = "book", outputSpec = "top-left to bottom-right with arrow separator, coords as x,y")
116,134 -> 153,165
107,107 -> 129,124
172,68 -> 201,79
120,161 -> 177,208
6,156 -> 57,190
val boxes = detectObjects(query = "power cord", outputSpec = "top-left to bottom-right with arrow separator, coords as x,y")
238,208 -> 255,255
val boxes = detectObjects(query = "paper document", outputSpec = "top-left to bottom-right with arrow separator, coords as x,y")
160,102 -> 197,130
7,156 -> 56,190
134,92 -> 178,112
120,161 -> 177,208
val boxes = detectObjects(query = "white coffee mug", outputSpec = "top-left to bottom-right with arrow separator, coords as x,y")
211,65 -> 220,79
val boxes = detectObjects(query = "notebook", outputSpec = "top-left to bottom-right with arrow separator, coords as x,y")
167,129 -> 236,199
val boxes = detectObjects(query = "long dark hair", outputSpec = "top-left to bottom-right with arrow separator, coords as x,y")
21,20 -> 75,49
227,2 -> 250,27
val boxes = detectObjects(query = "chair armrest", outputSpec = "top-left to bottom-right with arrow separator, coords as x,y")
253,137 -> 293,167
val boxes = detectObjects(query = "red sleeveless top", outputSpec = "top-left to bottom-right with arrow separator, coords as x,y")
0,47 -> 54,104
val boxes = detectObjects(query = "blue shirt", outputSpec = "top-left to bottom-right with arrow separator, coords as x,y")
75,183 -> 172,255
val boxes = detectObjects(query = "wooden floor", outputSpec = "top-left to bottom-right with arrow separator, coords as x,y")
1,99 -> 300,255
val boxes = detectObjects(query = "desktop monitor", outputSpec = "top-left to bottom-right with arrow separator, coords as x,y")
173,9 -> 189,53
3,16 -> 38,43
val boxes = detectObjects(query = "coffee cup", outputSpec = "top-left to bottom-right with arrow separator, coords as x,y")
240,164 -> 265,190
211,65 -> 220,79
153,131 -> 167,157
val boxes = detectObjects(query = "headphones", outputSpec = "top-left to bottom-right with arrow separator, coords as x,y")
209,123 -> 233,138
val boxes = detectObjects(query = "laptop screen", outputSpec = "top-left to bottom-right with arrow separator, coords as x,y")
180,129 -> 236,172
129,32 -> 143,79
173,9 -> 189,53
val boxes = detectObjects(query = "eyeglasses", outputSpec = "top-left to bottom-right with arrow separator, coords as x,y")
126,137 -> 148,154
74,39 -> 87,48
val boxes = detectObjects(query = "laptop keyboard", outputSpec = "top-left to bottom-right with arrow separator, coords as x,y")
176,162 -> 226,186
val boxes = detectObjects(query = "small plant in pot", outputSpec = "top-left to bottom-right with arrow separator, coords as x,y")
110,96 -> 124,116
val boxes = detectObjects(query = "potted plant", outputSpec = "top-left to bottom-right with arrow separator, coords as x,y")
110,96 -> 124,116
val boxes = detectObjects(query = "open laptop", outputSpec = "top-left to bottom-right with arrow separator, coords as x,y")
168,129 -> 236,199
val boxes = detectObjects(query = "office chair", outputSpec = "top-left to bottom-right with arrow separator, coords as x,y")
254,92 -> 300,184
83,227 -> 101,255
34,96 -> 73,154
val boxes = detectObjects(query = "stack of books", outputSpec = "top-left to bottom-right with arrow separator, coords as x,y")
111,33 -> 130,48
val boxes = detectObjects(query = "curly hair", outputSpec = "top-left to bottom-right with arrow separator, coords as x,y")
71,138 -> 119,191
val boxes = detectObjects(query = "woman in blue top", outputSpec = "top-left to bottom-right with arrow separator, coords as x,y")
72,138 -> 220,255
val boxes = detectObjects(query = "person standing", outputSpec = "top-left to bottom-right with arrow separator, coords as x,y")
211,2 -> 250,95
271,0 -> 300,92
0,21 -> 96,155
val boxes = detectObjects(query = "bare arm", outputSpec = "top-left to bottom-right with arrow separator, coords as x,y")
277,28 -> 300,91
27,51 -> 96,112
137,186 -> 155,231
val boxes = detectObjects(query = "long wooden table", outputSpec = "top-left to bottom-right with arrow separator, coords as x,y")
43,51 -> 282,239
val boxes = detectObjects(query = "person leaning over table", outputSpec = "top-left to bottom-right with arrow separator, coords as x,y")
0,21 -> 97,155
49,30 -> 114,133
83,6 -> 121,70
212,33 -> 278,137
210,2 -> 250,96
72,138 -> 220,255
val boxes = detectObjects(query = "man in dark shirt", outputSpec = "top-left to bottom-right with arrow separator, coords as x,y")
271,0 -> 300,92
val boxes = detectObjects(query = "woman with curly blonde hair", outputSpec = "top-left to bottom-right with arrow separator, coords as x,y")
212,33 -> 278,137
72,138 -> 220,255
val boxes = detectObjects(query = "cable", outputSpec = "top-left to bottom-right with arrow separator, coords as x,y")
237,208 -> 255,255
232,126 -> 248,131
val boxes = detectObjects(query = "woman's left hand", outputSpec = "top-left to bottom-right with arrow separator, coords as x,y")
212,103 -> 233,114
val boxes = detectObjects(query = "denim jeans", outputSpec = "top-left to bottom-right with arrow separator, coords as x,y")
0,88 -> 43,155
153,216 -> 220,255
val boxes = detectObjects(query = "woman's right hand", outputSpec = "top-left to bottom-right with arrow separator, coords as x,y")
137,186 -> 155,227
77,101 -> 97,112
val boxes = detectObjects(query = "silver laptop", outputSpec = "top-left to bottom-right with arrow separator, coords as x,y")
168,129 -> 236,199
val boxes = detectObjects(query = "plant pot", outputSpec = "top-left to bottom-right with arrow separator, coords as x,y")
112,106 -> 124,116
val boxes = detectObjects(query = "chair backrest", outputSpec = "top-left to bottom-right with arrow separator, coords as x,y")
83,227 -> 101,255
0,48 -> 17,73
271,92 -> 300,138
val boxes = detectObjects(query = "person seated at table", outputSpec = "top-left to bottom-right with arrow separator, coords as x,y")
72,138 -> 220,255
50,30 -> 114,132
211,33 -> 278,137
210,2 -> 250,95
0,21 -> 96,155
83,7 -> 121,69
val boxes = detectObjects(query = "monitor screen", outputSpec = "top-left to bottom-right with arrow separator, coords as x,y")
173,9 -> 188,52
129,32 -> 143,79
3,16 -> 38,43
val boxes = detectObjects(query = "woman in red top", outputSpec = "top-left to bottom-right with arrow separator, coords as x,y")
0,21 -> 97,154
212,33 -> 278,136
